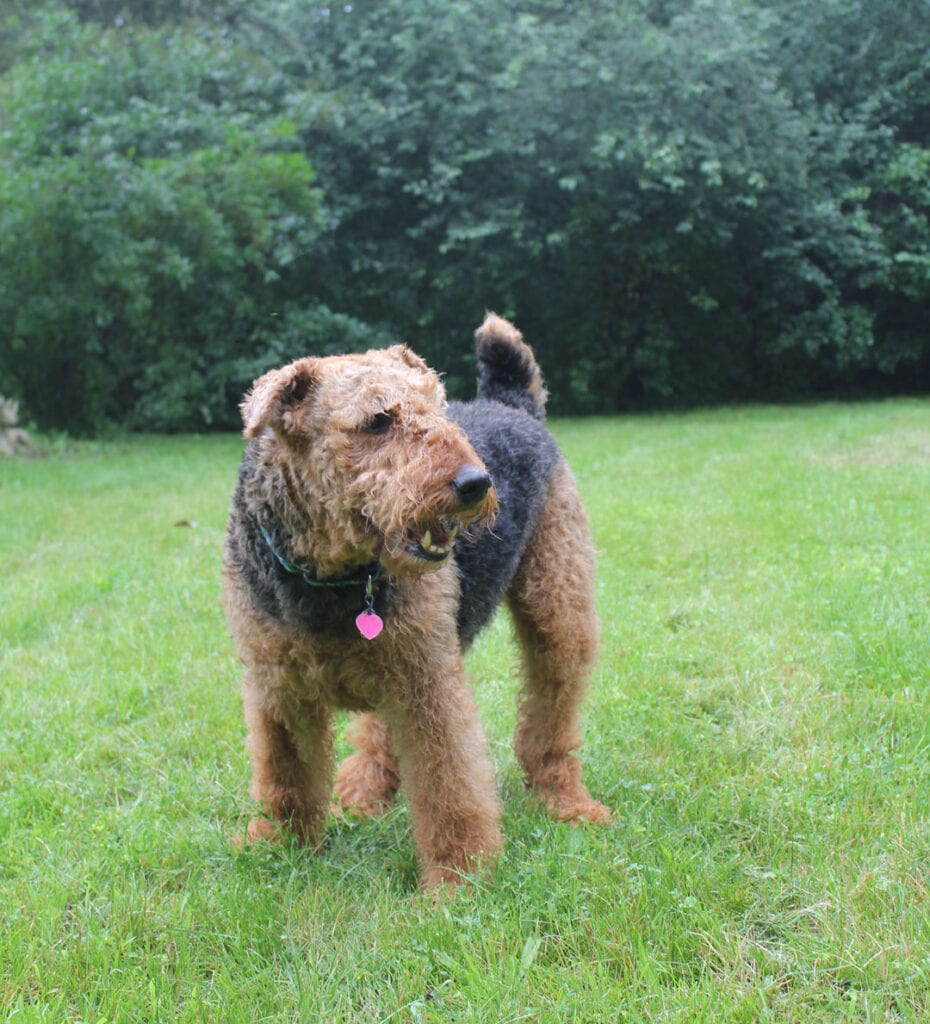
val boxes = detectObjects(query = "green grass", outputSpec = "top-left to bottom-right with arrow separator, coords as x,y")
3,400 -> 930,1022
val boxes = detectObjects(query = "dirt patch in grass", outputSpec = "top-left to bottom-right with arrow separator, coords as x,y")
813,430 -> 930,468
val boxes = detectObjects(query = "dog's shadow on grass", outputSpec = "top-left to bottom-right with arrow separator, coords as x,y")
229,771 -> 620,904
230,805 -> 423,897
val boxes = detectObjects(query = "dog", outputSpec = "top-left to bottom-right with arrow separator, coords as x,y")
223,314 -> 609,888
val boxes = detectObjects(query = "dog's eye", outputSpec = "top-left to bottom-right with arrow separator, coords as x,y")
363,412 -> 393,435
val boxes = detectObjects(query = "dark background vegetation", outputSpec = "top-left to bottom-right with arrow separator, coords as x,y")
1,0 -> 928,434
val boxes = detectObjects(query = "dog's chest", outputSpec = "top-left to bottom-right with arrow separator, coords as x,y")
280,636 -> 422,713
318,647 -> 385,711
283,571 -> 462,709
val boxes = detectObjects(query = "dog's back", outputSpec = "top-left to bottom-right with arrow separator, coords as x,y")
448,314 -> 562,645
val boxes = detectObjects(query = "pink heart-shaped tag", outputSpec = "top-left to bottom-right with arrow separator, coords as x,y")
355,610 -> 384,640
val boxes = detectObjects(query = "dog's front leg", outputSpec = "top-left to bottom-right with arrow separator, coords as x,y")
242,679 -> 334,849
382,663 -> 503,889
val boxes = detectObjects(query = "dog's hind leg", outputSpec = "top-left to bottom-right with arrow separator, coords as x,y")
506,462 -> 611,824
334,712 -> 400,816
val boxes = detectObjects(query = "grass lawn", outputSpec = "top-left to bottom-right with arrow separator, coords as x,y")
2,399 -> 930,1022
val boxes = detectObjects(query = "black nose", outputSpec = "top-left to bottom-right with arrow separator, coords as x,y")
452,465 -> 492,507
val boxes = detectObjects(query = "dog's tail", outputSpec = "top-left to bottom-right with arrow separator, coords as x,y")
474,313 -> 548,422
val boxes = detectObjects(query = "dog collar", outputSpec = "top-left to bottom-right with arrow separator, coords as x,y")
258,523 -> 385,639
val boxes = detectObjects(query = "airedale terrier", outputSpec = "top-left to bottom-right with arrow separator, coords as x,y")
223,314 -> 610,889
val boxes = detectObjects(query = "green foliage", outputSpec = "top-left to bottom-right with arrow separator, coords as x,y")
0,9 -> 331,432
1,1 -> 928,432
275,0 -> 930,410
0,144 -> 320,432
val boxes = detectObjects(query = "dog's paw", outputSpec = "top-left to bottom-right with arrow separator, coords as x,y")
549,796 -> 613,826
527,755 -> 612,826
247,815 -> 283,842
334,752 -> 399,817
231,815 -> 283,850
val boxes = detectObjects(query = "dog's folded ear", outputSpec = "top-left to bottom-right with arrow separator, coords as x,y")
241,358 -> 320,439
386,344 -> 430,373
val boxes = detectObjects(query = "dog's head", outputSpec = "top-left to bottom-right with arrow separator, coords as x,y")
241,345 -> 497,578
